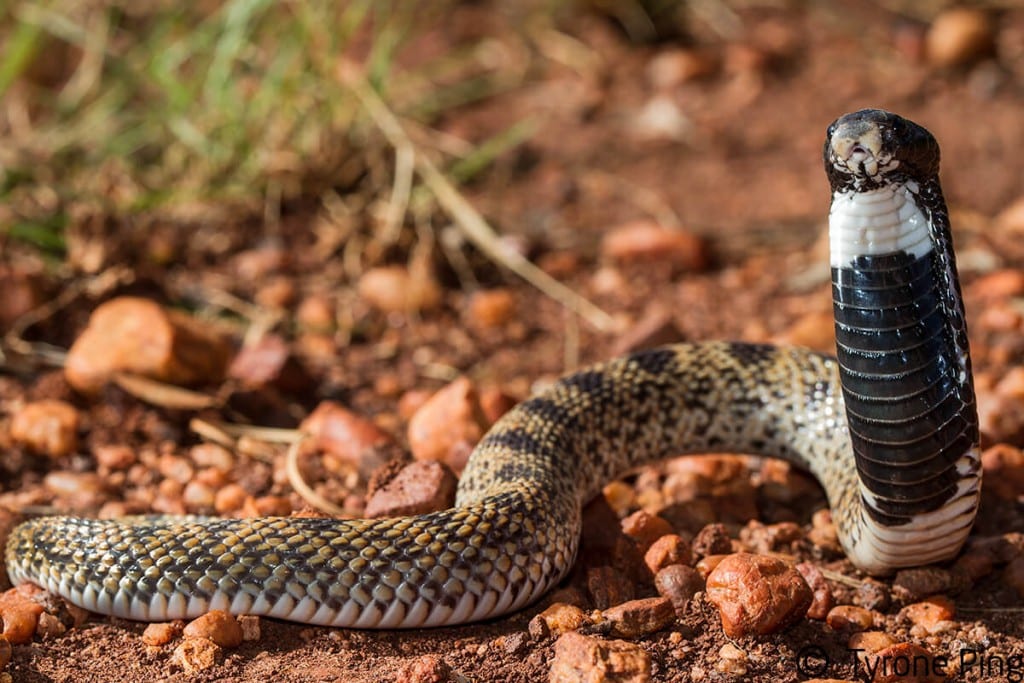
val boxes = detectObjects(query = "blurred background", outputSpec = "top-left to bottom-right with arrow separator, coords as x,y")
2,1 -> 1021,295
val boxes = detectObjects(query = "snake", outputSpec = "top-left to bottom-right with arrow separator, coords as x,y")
5,109 -> 980,629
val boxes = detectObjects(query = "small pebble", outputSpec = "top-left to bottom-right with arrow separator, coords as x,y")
741,521 -> 802,554
855,578 -> 891,612
848,630 -> 897,654
183,610 -> 243,648
600,220 -> 707,271
590,267 -> 627,296
620,510 -> 674,552
643,534 -> 691,575
548,631 -> 651,683
466,289 -> 516,329
227,333 -> 307,391
357,265 -> 441,313
0,266 -> 43,328
478,387 -> 516,425
646,48 -> 717,89
705,553 -> 813,638
654,564 -> 704,617
953,551 -> 993,583
407,377 -> 488,474
394,653 -> 451,683
34,612 -> 65,639
695,554 -> 728,579
364,461 -> 457,518
254,276 -> 295,309
826,605 -> 875,632
630,95 -> 691,142
0,586 -> 45,644
902,596 -> 955,635
397,389 -> 433,421
601,481 -> 636,517
691,523 -> 734,559
500,631 -> 529,656
300,401 -> 395,474
64,296 -> 231,394
158,453 -> 194,484
926,7 -> 996,68
182,480 -> 216,513
601,597 -> 675,638
93,444 -> 136,470
9,399 -> 80,459
42,471 -> 106,508
237,615 -> 261,642
194,466 -> 227,489
173,637 -> 222,674
892,567 -> 952,601
808,509 -> 841,554
214,483 -> 249,515
667,454 -> 747,484
232,243 -> 287,280
796,562 -> 833,620
142,621 -> 184,646
295,293 -> 335,332
296,332 -> 335,361
715,643 -> 748,676
527,613 -> 550,641
532,603 -> 587,637
248,495 -> 292,516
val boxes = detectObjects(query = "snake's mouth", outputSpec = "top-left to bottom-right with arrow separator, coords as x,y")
829,127 -> 898,179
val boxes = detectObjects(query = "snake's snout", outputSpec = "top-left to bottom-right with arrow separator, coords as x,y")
830,125 -> 884,177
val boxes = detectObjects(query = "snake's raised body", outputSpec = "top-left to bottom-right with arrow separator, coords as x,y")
5,110 -> 980,628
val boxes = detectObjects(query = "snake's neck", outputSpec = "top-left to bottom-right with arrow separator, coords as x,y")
828,179 -> 980,571
829,182 -> 930,266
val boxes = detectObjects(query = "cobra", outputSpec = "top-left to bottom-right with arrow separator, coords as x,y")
5,109 -> 980,628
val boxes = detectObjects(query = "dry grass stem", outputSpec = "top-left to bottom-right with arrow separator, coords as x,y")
285,435 -> 353,516
341,60 -> 616,332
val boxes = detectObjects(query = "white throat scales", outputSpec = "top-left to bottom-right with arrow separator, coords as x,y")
829,181 -> 931,268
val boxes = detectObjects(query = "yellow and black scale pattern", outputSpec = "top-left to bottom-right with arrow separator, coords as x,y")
7,344 -> 852,628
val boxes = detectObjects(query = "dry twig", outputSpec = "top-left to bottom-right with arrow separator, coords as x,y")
340,60 -> 616,332
285,434 -> 353,516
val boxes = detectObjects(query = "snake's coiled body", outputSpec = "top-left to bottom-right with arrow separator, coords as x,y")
5,110 -> 981,628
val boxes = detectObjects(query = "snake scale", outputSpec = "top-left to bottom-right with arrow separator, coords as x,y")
5,109 -> 980,628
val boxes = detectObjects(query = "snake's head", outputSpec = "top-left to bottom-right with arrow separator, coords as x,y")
824,109 -> 940,192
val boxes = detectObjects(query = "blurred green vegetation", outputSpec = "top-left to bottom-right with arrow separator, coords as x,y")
0,0 -> 540,255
